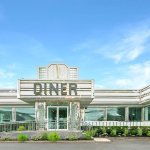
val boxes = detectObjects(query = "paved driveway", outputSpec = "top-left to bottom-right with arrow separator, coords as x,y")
0,138 -> 150,150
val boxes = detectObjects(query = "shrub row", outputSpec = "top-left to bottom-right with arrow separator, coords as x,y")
17,132 -> 61,142
84,126 -> 150,137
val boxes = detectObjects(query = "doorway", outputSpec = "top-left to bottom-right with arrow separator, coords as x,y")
47,106 -> 68,130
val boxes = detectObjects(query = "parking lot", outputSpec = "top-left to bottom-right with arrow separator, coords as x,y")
0,138 -> 150,150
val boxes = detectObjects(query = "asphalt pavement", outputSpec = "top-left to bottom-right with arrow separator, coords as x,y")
0,137 -> 150,150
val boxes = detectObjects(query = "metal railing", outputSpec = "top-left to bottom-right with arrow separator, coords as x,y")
81,121 -> 150,127
0,121 -> 36,132
1,120 -> 150,132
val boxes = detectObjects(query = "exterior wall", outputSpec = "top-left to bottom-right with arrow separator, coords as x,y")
92,89 -> 140,105
140,85 -> 150,104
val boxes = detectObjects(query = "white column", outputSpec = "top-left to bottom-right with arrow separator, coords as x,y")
104,108 -> 107,121
141,107 -> 145,121
12,107 -> 16,122
125,107 -> 129,121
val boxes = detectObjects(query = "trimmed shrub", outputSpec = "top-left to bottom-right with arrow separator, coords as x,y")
142,127 -> 149,136
31,135 -> 41,141
17,134 -> 28,142
84,129 -> 97,140
137,128 -> 143,136
110,128 -> 117,136
0,135 -> 12,141
40,132 -> 48,140
17,125 -> 26,131
67,133 -> 78,141
47,132 -> 60,142
106,127 -> 111,135
147,131 -> 150,137
101,127 -> 107,136
123,128 -> 128,136
130,127 -> 138,136
116,127 -> 124,135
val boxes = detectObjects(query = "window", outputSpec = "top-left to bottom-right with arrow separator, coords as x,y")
0,108 -> 12,122
107,107 -> 125,121
16,107 -> 35,121
129,107 -> 141,121
144,106 -> 150,121
85,107 -> 105,121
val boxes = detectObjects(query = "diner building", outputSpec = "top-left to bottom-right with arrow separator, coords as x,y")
0,63 -> 150,130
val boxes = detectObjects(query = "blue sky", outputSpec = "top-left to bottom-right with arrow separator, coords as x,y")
0,0 -> 150,89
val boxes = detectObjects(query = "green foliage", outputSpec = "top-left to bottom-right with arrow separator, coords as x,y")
67,133 -> 78,141
47,132 -> 60,142
106,127 -> 111,135
40,132 -> 48,140
142,127 -> 149,136
0,136 -> 11,141
17,134 -> 28,142
130,127 -> 138,136
101,127 -> 107,136
116,127 -> 124,135
31,135 -> 41,141
110,128 -> 117,136
137,128 -> 143,136
123,128 -> 128,136
147,131 -> 150,137
17,125 -> 26,131
84,129 -> 97,140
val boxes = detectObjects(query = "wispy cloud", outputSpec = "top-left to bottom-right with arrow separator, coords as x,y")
0,67 -> 16,88
114,61 -> 150,89
104,28 -> 150,63
73,21 -> 150,63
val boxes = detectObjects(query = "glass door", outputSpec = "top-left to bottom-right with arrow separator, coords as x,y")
47,106 -> 68,130
48,107 -> 57,129
59,107 -> 67,129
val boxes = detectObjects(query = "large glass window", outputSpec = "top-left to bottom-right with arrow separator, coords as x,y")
129,107 -> 141,121
16,107 -> 35,121
107,107 -> 125,121
85,107 -> 105,121
144,106 -> 150,121
0,108 -> 12,122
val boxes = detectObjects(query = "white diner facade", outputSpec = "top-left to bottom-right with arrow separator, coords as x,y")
0,63 -> 150,130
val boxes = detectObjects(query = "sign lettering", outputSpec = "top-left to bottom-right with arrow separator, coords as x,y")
34,83 -> 77,96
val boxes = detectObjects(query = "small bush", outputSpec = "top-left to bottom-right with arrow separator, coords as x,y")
147,131 -> 150,137
137,128 -> 143,136
17,125 -> 26,131
130,127 -> 138,136
110,128 -> 117,136
142,127 -> 149,136
101,127 -> 107,136
17,134 -> 28,142
40,132 -> 48,140
123,128 -> 128,136
116,127 -> 124,135
106,127 -> 111,135
0,136 -> 12,141
47,132 -> 60,142
68,133 -> 78,141
84,129 -> 97,140
31,135 -> 41,141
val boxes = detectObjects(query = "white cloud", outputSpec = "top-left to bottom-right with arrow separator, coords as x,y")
95,84 -> 106,89
0,67 -> 16,88
73,21 -> 150,63
106,28 -> 150,63
115,61 -> 150,89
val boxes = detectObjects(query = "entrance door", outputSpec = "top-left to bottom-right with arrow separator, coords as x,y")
47,106 -> 68,130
